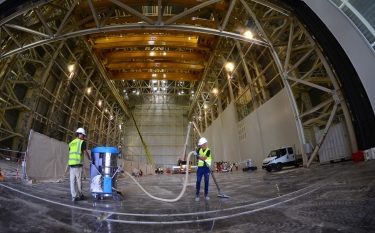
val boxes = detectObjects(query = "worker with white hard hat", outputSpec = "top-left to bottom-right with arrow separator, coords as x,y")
195,137 -> 212,201
68,127 -> 91,202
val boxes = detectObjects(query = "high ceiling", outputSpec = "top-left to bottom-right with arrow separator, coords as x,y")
0,0 -> 357,154
0,0 -> 269,108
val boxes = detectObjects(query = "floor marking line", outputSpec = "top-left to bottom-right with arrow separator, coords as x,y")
0,182 -> 322,221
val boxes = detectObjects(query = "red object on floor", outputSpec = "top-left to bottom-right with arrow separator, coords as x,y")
352,151 -> 364,162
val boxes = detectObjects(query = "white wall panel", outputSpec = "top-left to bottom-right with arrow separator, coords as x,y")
238,111 -> 264,167
221,104 -> 241,162
204,103 -> 240,163
204,89 -> 300,168
257,89 -> 300,157
205,115 -> 222,161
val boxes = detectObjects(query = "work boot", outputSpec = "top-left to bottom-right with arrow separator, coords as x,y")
72,197 -> 79,202
195,196 -> 200,202
79,194 -> 86,201
205,196 -> 210,201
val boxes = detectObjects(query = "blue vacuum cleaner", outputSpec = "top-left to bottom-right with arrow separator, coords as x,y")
90,146 -> 123,200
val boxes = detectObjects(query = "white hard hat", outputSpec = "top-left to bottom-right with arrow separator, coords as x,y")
198,137 -> 208,146
75,127 -> 86,136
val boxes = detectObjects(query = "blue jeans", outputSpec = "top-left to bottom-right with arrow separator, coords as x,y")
196,166 -> 210,197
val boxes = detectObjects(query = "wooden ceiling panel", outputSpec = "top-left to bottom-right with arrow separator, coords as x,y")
106,62 -> 204,71
104,50 -> 208,62
77,0 -> 220,83
111,72 -> 199,81
83,16 -> 218,29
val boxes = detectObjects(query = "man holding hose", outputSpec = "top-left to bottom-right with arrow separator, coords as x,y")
195,137 -> 212,201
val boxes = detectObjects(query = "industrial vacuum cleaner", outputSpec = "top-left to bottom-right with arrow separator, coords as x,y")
90,146 -> 123,200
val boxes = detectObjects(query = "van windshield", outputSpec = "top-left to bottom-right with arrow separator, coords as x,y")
268,150 -> 279,157
268,148 -> 287,158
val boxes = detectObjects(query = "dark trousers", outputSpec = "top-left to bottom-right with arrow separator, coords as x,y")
196,166 -> 210,197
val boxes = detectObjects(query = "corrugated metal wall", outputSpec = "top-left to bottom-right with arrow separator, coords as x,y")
315,122 -> 351,163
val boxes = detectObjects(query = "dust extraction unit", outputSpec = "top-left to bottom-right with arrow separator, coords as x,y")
90,147 -> 123,200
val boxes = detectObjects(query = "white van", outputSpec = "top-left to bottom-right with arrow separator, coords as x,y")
262,146 -> 301,172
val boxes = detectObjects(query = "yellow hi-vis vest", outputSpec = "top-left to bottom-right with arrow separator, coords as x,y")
197,148 -> 212,167
68,138 -> 84,166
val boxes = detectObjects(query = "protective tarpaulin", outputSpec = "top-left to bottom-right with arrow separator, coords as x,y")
26,130 -> 90,182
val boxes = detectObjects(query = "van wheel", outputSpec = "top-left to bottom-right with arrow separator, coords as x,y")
275,163 -> 282,171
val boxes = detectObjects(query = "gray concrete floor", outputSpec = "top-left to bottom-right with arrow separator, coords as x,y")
0,159 -> 375,233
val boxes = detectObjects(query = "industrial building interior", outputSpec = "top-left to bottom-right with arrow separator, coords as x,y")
0,0 -> 374,232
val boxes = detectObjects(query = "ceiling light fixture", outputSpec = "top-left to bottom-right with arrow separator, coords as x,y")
86,87 -> 92,95
244,30 -> 254,39
225,62 -> 235,73
68,63 -> 75,73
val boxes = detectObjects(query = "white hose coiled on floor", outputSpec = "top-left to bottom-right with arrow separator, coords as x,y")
124,151 -> 194,202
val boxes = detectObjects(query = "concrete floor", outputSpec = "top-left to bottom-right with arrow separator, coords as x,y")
0,159 -> 374,233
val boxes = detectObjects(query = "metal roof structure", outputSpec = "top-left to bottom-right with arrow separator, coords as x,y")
0,0 -> 373,166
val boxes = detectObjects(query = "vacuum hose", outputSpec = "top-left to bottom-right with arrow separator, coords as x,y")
124,151 -> 194,202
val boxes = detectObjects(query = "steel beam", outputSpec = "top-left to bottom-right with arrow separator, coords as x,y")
306,103 -> 338,167
165,0 -> 221,25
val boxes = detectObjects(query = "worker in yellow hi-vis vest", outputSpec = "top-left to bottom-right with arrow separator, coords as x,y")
68,128 -> 91,202
195,137 -> 212,201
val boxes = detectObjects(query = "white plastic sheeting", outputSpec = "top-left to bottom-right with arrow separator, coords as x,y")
90,175 -> 103,192
26,130 -> 90,182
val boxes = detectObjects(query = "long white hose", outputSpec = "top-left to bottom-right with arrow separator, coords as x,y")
123,151 -> 194,202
